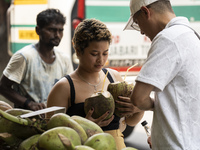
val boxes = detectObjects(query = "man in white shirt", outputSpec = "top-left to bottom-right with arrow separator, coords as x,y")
0,8 -> 73,111
124,0 -> 200,149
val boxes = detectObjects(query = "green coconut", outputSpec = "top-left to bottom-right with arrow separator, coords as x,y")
0,132 -> 22,148
84,132 -> 117,150
71,115 -> 103,138
0,100 -> 13,111
84,91 -> 115,120
107,81 -> 134,117
0,109 -> 44,140
18,134 -> 40,150
47,113 -> 88,144
5,108 -> 32,116
74,145 -> 95,150
37,127 -> 81,150
121,147 -> 138,150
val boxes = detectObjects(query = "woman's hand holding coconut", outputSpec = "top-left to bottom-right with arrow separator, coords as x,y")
116,96 -> 143,114
85,107 -> 114,127
115,96 -> 136,117
107,80 -> 145,127
114,96 -> 144,127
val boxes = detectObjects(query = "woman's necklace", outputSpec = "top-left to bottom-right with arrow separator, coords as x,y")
77,72 -> 101,93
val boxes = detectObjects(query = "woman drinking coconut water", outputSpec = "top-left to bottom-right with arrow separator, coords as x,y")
46,18 -> 144,150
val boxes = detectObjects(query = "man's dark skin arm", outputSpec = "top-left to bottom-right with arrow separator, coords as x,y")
0,75 -> 46,110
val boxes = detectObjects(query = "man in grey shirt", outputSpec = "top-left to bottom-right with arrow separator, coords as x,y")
0,8 -> 73,111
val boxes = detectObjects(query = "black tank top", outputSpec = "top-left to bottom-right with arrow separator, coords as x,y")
65,68 -> 120,131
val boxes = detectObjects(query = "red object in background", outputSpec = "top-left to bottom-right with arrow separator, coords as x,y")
72,19 -> 81,29
72,0 -> 85,30
77,0 -> 85,19
109,66 -> 141,72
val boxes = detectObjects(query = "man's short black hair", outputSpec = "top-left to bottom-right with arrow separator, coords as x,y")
36,8 -> 66,28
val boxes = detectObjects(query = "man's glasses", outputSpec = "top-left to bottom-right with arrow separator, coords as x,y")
130,9 -> 142,31
130,21 -> 140,31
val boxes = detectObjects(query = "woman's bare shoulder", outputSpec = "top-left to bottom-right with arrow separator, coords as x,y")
54,76 -> 70,88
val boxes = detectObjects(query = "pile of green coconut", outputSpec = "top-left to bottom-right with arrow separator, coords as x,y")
0,80 -> 136,150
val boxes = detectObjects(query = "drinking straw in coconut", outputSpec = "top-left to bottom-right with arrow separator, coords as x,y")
101,70 -> 109,92
124,63 -> 138,81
